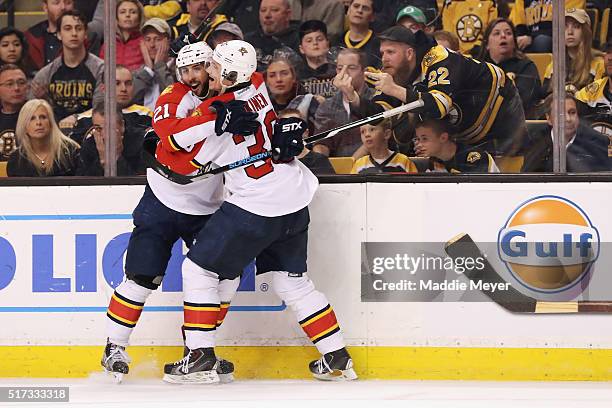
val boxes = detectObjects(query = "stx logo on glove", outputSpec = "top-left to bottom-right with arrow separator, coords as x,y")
282,122 -> 303,132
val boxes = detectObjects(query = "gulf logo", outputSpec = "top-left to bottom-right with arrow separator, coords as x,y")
497,195 -> 599,294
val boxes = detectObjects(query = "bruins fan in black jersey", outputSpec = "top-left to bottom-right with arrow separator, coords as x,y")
414,118 -> 499,173
347,26 -> 528,156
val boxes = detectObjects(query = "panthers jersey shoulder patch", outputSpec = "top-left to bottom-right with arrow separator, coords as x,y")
160,84 -> 174,96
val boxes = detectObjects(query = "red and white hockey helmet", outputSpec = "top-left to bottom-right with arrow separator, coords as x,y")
212,40 -> 257,85
175,41 -> 213,82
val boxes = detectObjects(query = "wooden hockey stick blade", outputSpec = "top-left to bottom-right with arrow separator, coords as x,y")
444,233 -> 537,312
304,99 -> 425,145
444,233 -> 612,313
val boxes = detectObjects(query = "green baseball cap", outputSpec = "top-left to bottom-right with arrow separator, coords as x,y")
396,6 -> 427,24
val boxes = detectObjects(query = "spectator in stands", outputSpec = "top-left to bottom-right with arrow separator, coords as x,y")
25,0 -> 75,71
89,0 -> 183,50
7,99 -> 80,177
396,6 -> 428,34
542,8 -> 604,94
335,0 -> 381,69
576,42 -> 612,150
522,92 -> 609,172
0,28 -> 36,78
278,108 -> 335,175
99,0 -> 146,71
265,56 -> 321,133
246,0 -> 301,71
413,119 -> 499,173
32,10 -> 104,128
70,66 -> 152,151
133,18 -> 174,110
432,30 -> 460,52
314,48 -> 374,158
288,0 -> 345,44
478,18 -> 542,118
265,56 -> 303,112
169,0 -> 228,41
351,119 -> 417,174
208,22 -> 244,48
78,101 -> 145,176
372,0 -> 438,34
351,26 -> 528,156
0,65 -> 27,160
512,0 -> 585,53
440,0 -> 497,55
297,20 -> 336,99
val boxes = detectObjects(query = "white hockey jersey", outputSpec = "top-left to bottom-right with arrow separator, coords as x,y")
149,82 -> 224,215
163,73 -> 318,217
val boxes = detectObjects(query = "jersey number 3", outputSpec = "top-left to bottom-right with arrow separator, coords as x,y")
233,109 -> 276,179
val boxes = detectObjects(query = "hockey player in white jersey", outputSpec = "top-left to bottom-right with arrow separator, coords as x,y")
101,41 -> 259,383
161,40 -> 357,384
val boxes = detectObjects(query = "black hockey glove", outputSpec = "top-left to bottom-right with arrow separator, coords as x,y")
211,100 -> 260,137
271,117 -> 306,163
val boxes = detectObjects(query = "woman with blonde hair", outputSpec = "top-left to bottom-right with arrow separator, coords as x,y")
542,8 -> 604,93
100,0 -> 146,70
7,99 -> 80,177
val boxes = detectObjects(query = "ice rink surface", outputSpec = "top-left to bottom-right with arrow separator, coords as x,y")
2,377 -> 612,408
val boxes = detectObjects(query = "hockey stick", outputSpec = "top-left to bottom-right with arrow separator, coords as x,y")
148,100 -> 425,184
444,233 -> 612,313
193,0 -> 242,41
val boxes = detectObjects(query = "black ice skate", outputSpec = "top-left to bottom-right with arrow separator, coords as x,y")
309,347 -> 358,381
101,339 -> 131,383
180,326 -> 234,383
163,347 -> 219,384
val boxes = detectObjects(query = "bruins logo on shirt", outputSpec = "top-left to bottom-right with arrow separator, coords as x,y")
585,81 -> 601,96
0,130 -> 16,157
456,14 -> 483,43
160,84 -> 174,96
466,151 -> 481,163
592,122 -> 612,137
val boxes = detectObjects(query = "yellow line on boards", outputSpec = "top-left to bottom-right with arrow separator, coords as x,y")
1,346 -> 612,380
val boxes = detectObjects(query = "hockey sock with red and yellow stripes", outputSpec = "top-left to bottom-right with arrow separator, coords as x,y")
106,279 -> 152,346
272,271 -> 345,355
182,258 -> 221,349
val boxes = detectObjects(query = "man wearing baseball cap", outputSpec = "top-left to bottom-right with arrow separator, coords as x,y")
575,41 -> 612,146
208,22 -> 244,48
133,18 -> 174,110
344,25 -> 527,156
396,5 -> 428,34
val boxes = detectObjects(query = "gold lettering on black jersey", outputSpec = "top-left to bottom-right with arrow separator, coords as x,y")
456,14 -> 483,43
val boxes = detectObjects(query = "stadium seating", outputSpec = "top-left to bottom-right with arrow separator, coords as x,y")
599,7 -> 610,48
526,53 -> 552,82
329,157 -> 354,174
495,156 -> 524,173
